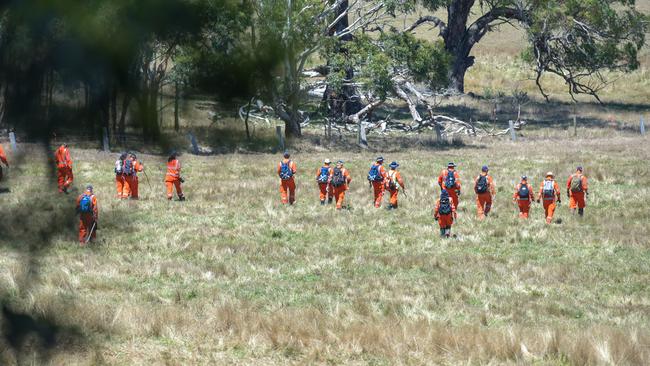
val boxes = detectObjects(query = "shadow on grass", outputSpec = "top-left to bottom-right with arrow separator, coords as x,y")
0,143 -> 135,363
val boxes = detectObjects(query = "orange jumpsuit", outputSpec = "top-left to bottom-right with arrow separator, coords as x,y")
567,173 -> 588,210
76,190 -> 98,244
434,199 -> 457,236
315,165 -> 333,202
54,145 -> 73,192
115,158 -> 128,199
330,168 -> 351,209
474,173 -> 496,219
369,163 -> 387,208
277,159 -> 297,204
0,144 -> 8,181
385,170 -> 405,207
127,159 -> 144,199
513,181 -> 535,219
165,159 -> 184,199
539,179 -> 561,224
438,169 -> 461,208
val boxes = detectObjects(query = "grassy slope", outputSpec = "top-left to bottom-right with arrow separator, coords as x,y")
1,130 -> 649,364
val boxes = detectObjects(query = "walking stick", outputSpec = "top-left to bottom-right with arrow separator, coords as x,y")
142,169 -> 153,190
85,221 -> 96,244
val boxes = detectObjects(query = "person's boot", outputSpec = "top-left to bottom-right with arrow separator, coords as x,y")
440,228 -> 446,237
320,200 -> 325,205
328,198 -> 333,204
179,196 -> 186,201
445,228 -> 451,238
578,208 -> 584,217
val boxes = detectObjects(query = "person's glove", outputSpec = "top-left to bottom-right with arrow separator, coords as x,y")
536,199 -> 540,203
456,190 -> 461,196
434,216 -> 439,221
557,199 -> 561,204
179,177 -> 185,183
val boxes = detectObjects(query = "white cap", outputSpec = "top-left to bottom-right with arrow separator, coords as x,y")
324,158 -> 331,164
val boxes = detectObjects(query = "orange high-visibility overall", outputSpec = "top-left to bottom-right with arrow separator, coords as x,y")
474,173 -> 496,219
369,163 -> 387,208
434,199 -> 457,228
330,168 -> 351,209
316,165 -> 333,202
513,182 -> 535,219
567,173 -> 588,209
386,170 -> 405,207
277,159 -> 297,204
165,159 -> 183,199
76,190 -> 98,244
54,145 -> 73,192
438,168 -> 461,208
539,179 -> 561,224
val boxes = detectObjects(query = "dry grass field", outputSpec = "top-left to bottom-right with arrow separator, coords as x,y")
1,124 -> 649,364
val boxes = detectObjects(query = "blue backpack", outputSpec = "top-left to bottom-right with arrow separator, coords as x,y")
123,159 -> 134,175
317,167 -> 329,183
367,164 -> 382,182
439,198 -> 452,215
280,160 -> 293,180
518,184 -> 530,199
79,194 -> 93,213
444,169 -> 456,189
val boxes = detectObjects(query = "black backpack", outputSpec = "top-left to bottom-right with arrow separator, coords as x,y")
518,184 -> 530,199
439,198 -> 452,215
475,175 -> 488,193
444,169 -> 456,189
331,168 -> 345,187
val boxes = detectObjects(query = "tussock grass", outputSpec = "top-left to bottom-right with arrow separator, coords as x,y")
1,133 -> 649,364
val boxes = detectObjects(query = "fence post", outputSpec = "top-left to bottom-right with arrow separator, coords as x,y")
9,131 -> 17,152
508,120 -> 516,142
358,121 -> 368,148
641,116 -> 646,136
276,126 -> 285,151
188,132 -> 199,155
102,128 -> 110,152
573,115 -> 577,137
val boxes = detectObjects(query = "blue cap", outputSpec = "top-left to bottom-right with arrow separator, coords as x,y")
577,166 -> 583,171
390,161 -> 399,168
337,160 -> 344,164
283,151 -> 290,158
448,162 -> 455,167
521,175 -> 528,180
86,185 -> 93,191
376,156 -> 384,162
482,165 -> 489,172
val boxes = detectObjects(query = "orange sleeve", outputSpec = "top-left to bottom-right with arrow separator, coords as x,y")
538,182 -> 544,198
437,171 -> 443,187
451,203 -> 457,219
277,162 -> 281,175
397,172 -> 405,188
92,195 -> 98,218
434,200 -> 440,217
455,171 -> 461,189
65,149 -> 72,166
554,181 -> 561,198
345,170 -> 352,183
75,195 -> 81,209
566,175 -> 573,189
136,161 -> 143,172
489,176 -> 496,195
291,161 -> 297,174
582,176 -> 588,191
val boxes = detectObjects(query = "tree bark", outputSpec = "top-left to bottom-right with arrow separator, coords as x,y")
444,0 -> 475,94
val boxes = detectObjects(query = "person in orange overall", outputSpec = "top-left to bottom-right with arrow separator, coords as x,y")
277,151 -> 297,205
438,162 -> 461,209
567,166 -> 588,216
385,161 -> 405,209
513,175 -> 535,219
315,158 -> 333,205
330,160 -> 351,210
537,172 -> 561,224
165,151 -> 185,201
54,143 -> 73,193
434,190 -> 457,238
367,156 -> 387,208
474,165 -> 496,219
127,152 -> 144,199
0,143 -> 8,181
76,185 -> 98,246
114,153 -> 129,199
